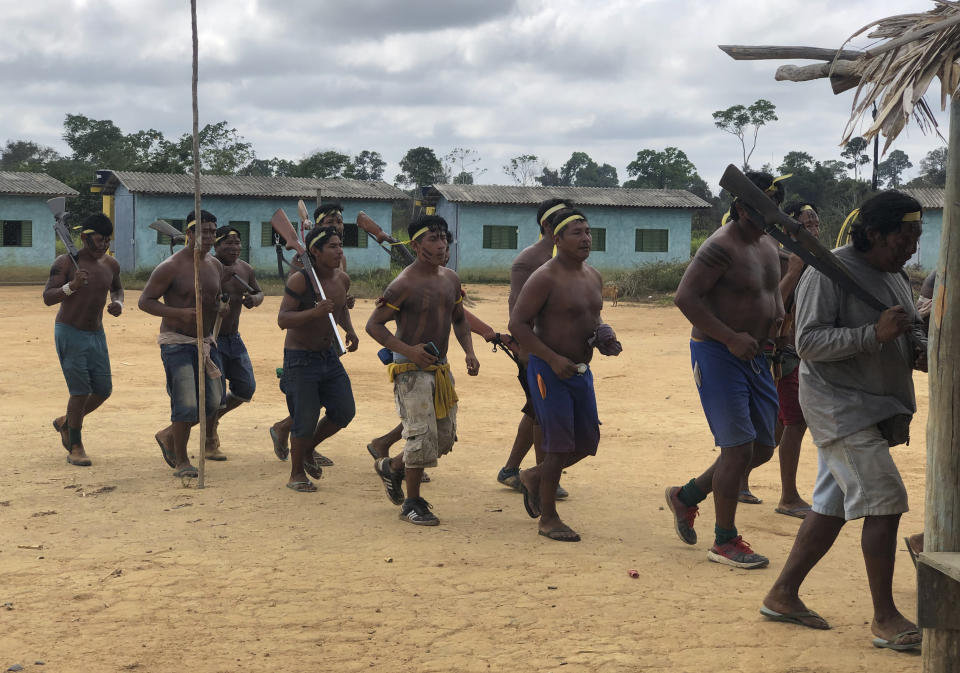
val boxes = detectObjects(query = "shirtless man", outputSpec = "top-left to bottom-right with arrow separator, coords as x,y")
44,213 -> 123,466
665,171 -> 784,569
268,201 -> 354,466
138,210 -> 224,478
277,225 -> 358,492
496,199 -> 571,500
205,225 -> 264,459
509,207 -> 622,542
366,215 -> 480,525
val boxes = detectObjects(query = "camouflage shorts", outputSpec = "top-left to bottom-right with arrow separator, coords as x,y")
394,369 -> 457,469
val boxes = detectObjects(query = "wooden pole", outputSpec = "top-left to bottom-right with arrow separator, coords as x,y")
190,0 -> 206,489
922,94 -> 960,670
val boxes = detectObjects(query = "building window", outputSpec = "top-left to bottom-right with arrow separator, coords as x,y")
1,220 -> 32,247
482,225 -> 518,250
261,222 -> 278,247
157,219 -> 185,245
342,222 -> 368,248
635,228 -> 669,253
591,227 -> 606,252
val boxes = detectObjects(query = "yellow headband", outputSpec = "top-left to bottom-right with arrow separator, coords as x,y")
554,214 -> 585,236
411,226 -> 430,241
902,211 -> 921,222
308,230 -> 330,251
800,205 -> 814,212
766,174 -> 792,194
315,210 -> 342,225
539,203 -> 567,227
185,220 -> 196,230
215,229 -> 240,243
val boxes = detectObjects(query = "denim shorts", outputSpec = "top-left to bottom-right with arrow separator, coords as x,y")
280,348 -> 355,438
212,333 -> 256,402
526,354 -> 599,455
54,322 -> 112,397
160,343 -> 223,423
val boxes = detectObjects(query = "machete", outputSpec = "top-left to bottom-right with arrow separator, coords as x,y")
149,219 -> 186,255
270,208 -> 346,354
47,197 -> 79,270
231,272 -> 256,295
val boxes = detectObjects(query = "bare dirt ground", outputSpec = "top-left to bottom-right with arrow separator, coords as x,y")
0,284 -> 926,672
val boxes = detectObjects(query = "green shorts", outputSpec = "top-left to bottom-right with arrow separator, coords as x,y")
54,322 -> 112,397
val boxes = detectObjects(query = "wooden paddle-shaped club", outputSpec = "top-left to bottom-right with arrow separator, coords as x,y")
270,209 -> 346,354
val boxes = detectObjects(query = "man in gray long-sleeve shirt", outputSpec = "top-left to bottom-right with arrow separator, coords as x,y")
761,190 -> 926,652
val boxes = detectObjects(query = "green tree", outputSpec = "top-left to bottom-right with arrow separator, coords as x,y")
906,147 -> 947,188
395,147 -> 445,189
712,98 -> 778,170
623,147 -> 700,190
0,140 -> 61,171
534,166 -> 565,186
877,149 -> 912,188
239,157 -> 297,177
177,121 -> 254,175
62,114 -> 126,165
443,148 -> 486,185
295,150 -> 350,178
452,171 -> 473,185
343,150 -> 386,181
559,151 -> 618,187
841,137 -> 871,181
502,154 -> 541,186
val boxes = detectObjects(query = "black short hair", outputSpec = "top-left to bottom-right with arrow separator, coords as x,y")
729,171 -> 782,221
314,202 -> 344,222
536,198 -> 573,233
305,225 -> 342,252
214,225 -> 241,245
408,215 -> 448,242
550,207 -> 587,237
185,209 -> 216,230
850,190 -> 922,252
80,213 -> 113,238
783,201 -> 818,218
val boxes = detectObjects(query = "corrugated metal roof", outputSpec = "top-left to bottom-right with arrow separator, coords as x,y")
902,187 -> 944,209
428,184 -> 711,209
0,171 -> 79,197
100,171 -> 409,201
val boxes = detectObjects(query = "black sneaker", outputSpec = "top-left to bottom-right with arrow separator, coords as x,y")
375,457 -> 405,505
399,497 -> 439,526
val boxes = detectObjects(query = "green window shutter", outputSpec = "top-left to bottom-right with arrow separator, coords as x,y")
482,225 -> 517,250
157,219 -> 185,245
591,227 -> 605,252
261,222 -> 275,247
357,224 -> 367,248
20,221 -> 32,247
635,228 -> 669,252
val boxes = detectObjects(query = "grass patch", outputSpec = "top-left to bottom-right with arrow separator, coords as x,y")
0,267 -> 50,284
456,268 -> 512,284
608,260 -> 689,302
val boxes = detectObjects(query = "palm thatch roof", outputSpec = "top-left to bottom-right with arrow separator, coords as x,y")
839,1 -> 960,151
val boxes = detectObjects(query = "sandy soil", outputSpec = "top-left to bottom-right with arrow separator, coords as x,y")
0,284 -> 926,672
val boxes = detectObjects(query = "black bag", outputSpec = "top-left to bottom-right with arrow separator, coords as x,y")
877,414 -> 912,447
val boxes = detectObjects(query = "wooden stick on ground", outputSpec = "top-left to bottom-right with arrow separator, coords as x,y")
190,0 -> 206,489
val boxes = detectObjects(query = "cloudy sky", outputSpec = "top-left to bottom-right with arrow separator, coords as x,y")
2,0 -> 951,191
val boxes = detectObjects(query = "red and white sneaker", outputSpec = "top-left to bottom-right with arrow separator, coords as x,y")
707,536 -> 769,569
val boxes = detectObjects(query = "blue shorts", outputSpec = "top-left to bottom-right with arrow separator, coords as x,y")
54,322 -> 112,397
690,339 -> 777,449
212,333 -> 256,402
526,354 -> 600,455
160,343 -> 223,423
280,348 -> 355,438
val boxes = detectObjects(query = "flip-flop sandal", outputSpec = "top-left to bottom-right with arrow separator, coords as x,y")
304,457 -> 323,480
538,526 -> 581,542
872,629 -> 922,651
313,452 -> 335,467
286,480 -> 317,493
738,490 -> 762,504
155,433 -> 176,469
520,482 -> 541,519
366,443 -> 381,461
775,506 -> 811,519
270,427 -> 289,461
52,418 -> 69,450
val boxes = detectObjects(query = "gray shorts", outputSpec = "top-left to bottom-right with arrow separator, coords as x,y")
394,369 -> 457,469
811,425 -> 908,520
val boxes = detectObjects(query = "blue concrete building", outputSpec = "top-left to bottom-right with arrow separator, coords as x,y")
424,184 -> 710,273
902,187 -> 943,271
0,172 -> 78,269
93,171 -> 409,274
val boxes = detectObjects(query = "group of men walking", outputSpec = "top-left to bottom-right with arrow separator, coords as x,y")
43,176 -> 928,650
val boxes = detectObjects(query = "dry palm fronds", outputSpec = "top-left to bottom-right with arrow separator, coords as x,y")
840,1 -> 960,152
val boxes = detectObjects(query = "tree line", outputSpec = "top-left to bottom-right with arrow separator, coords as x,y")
0,109 -> 949,232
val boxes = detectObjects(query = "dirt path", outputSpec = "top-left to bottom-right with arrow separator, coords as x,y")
0,285 -> 926,672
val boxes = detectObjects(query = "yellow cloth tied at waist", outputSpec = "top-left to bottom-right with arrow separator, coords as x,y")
387,362 -> 458,419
